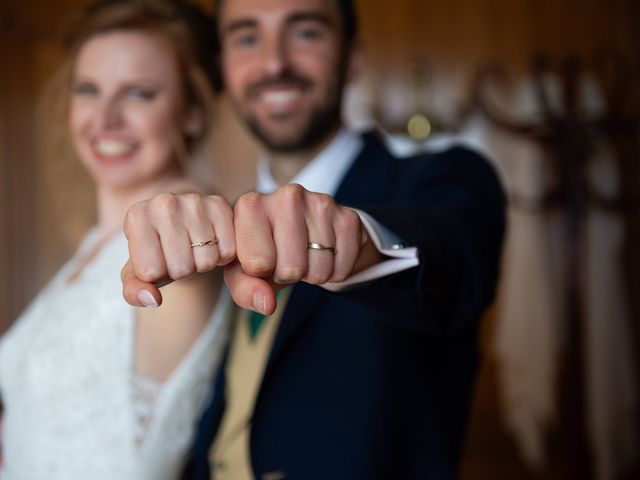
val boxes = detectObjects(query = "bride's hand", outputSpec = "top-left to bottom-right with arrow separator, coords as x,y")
121,193 -> 235,307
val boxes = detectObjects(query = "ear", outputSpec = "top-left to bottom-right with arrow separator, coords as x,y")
183,106 -> 205,138
345,38 -> 365,85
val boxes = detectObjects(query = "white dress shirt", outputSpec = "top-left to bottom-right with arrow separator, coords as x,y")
256,128 -> 419,290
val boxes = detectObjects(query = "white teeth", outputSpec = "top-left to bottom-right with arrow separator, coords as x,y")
95,140 -> 134,157
260,90 -> 301,105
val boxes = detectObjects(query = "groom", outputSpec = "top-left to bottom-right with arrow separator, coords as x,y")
122,0 -> 506,478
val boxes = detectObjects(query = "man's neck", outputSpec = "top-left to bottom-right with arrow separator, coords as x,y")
268,126 -> 341,186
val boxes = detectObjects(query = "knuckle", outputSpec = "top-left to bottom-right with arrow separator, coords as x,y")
196,258 -> 218,273
137,265 -> 166,284
218,244 -> 237,266
276,264 -> 305,283
124,202 -> 148,233
281,183 -> 305,198
206,193 -> 226,205
343,207 -> 361,225
336,208 -> 361,236
235,192 -> 264,216
152,192 -> 176,205
306,271 -> 331,285
206,194 -> 231,216
183,192 -> 205,212
168,264 -> 194,280
330,273 -> 347,283
152,193 -> 181,220
183,192 -> 202,203
278,184 -> 306,208
330,271 -> 349,283
311,193 -> 335,217
242,254 -> 274,277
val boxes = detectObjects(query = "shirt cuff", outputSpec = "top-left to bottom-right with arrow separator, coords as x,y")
322,209 -> 419,292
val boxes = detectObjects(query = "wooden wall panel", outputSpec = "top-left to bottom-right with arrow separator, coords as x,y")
0,8 -> 40,333
356,0 -> 635,75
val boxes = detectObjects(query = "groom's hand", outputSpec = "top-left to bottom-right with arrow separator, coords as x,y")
224,184 -> 380,315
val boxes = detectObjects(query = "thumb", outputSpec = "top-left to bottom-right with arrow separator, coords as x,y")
121,259 -> 163,307
223,260 -> 278,315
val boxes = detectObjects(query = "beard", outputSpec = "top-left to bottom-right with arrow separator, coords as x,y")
245,97 -> 342,153
232,67 -> 346,153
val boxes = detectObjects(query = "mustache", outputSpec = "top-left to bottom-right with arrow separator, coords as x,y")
246,72 -> 313,96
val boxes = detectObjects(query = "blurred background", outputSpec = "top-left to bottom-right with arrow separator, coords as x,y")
1,0 -> 638,478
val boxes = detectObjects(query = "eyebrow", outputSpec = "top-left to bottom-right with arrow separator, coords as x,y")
223,18 -> 257,36
222,11 -> 335,37
286,12 -> 334,28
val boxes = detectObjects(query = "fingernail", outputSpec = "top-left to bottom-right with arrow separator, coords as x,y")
253,291 -> 266,314
138,289 -> 159,308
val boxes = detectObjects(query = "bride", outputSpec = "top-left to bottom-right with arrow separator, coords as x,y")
0,1 -> 233,478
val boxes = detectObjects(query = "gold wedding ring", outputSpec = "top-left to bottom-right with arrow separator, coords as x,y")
307,242 -> 336,255
190,237 -> 218,248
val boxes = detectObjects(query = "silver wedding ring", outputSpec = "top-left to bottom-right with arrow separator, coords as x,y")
190,237 -> 218,248
307,242 -> 336,255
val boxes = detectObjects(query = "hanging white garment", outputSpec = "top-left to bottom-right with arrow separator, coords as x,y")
584,140 -> 639,480
0,230 -> 229,480
488,77 -> 565,468
489,73 -> 639,478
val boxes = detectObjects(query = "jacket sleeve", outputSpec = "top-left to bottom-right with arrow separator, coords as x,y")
340,147 -> 506,337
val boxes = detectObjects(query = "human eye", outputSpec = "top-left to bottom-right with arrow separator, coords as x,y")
293,27 -> 322,40
291,22 -> 326,42
71,81 -> 98,97
228,29 -> 259,50
128,87 -> 156,101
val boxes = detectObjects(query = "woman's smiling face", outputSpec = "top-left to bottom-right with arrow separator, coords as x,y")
69,30 -> 191,191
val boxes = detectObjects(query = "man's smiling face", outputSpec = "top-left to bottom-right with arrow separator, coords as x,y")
219,0 -> 354,152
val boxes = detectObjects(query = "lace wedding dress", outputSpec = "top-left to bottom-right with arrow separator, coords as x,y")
0,230 -> 229,480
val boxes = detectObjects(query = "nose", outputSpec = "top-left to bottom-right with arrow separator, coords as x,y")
97,98 -> 124,130
261,32 -> 289,77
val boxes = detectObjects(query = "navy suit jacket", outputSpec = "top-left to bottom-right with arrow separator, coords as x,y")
186,132 -> 506,479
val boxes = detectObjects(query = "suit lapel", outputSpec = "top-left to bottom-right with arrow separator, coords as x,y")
334,131 -> 395,206
262,131 -> 395,375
